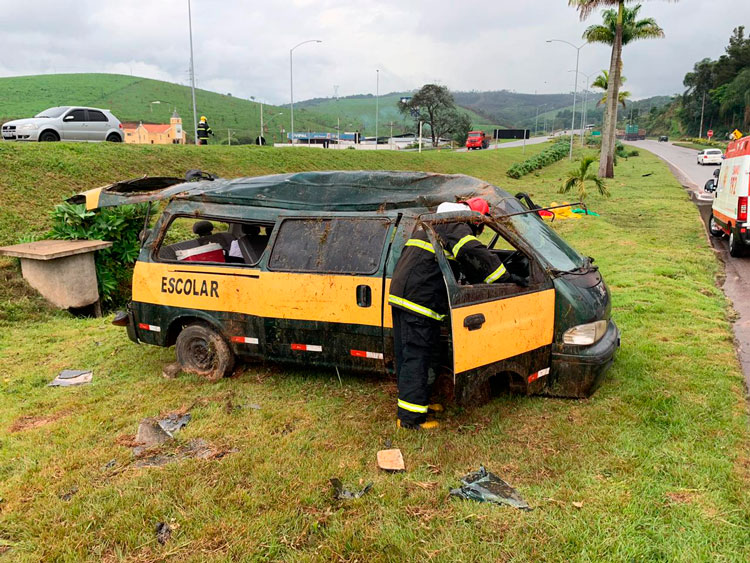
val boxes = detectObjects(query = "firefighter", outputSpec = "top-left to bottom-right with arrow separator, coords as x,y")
388,197 -> 527,430
197,116 -> 214,145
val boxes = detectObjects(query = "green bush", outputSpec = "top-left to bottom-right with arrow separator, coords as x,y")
506,139 -> 570,179
46,202 -> 148,309
680,137 -> 728,148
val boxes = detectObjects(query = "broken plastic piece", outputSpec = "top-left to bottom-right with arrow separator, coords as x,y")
450,466 -> 532,511
48,370 -> 92,387
330,478 -> 373,500
158,413 -> 191,434
377,448 -> 405,472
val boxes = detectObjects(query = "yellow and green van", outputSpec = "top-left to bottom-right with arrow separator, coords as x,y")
72,171 -> 619,402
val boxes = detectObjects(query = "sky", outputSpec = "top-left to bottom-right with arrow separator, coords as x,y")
0,0 -> 747,104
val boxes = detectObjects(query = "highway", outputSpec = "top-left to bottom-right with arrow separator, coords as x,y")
627,139 -> 750,386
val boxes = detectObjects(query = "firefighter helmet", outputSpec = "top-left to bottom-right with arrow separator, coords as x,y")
200,116 -> 207,122
465,197 -> 490,215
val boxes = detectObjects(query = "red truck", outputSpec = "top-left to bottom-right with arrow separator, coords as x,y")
465,130 -> 490,150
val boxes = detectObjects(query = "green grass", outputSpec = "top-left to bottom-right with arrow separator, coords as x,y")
0,73 -> 330,144
672,142 -> 706,151
0,143 -> 748,560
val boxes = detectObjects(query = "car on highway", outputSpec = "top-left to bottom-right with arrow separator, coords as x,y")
697,148 -> 723,165
1,106 -> 123,143
709,135 -> 750,256
658,135 -> 668,142
69,170 -> 619,402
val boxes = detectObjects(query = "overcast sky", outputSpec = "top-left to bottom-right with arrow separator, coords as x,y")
0,0 -> 747,104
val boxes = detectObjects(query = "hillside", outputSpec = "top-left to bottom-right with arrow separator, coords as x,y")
0,73 -> 329,144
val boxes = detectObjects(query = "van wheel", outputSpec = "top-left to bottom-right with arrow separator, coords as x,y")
175,323 -> 234,381
729,229 -> 746,258
709,215 -> 724,238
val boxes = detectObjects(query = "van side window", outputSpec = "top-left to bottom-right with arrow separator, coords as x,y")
269,217 -> 389,274
156,217 -> 272,265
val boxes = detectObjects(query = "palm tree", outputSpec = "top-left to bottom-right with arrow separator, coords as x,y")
583,4 -> 664,49
560,156 -> 609,202
592,70 -> 631,108
569,1 -> 671,179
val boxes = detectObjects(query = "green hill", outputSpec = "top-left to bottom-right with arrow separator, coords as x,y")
0,73 -> 330,144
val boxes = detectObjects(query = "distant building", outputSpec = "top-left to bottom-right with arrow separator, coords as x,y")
123,110 -> 186,144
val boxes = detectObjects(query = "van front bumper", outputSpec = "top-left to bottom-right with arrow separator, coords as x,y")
543,319 -> 620,398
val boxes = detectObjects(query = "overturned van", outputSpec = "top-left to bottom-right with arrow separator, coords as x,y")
71,171 -> 619,402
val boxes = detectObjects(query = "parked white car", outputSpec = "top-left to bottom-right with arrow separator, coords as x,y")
697,148 -> 724,165
1,106 -> 123,142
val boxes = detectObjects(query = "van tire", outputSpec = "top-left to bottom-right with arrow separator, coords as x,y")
709,215 -> 724,238
175,323 -> 234,381
729,229 -> 746,258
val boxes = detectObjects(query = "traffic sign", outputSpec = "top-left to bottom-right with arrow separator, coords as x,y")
732,129 -> 743,140
707,129 -> 714,139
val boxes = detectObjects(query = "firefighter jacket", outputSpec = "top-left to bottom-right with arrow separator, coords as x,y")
388,222 -> 508,321
197,121 -> 213,139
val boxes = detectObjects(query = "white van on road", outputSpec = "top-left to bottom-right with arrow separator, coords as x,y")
709,136 -> 750,256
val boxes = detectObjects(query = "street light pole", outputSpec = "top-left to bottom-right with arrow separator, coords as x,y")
187,0 -> 199,146
547,39 -> 587,159
569,69 -> 595,147
289,39 -> 322,146
375,70 -> 380,149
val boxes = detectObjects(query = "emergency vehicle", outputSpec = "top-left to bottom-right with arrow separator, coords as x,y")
465,131 -> 490,150
709,136 -> 750,257
71,171 -> 619,403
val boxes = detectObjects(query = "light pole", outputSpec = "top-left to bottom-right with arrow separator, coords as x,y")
569,69 -> 595,146
375,69 -> 379,150
289,39 -> 322,145
547,39 -> 587,159
187,0 -> 198,146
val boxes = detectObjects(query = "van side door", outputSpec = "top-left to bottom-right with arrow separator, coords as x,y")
423,218 -> 556,393
263,214 -> 395,371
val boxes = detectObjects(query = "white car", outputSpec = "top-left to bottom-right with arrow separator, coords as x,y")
1,106 -> 123,142
697,148 -> 724,165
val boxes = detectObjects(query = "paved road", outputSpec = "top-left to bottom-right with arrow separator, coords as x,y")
627,140 -> 750,388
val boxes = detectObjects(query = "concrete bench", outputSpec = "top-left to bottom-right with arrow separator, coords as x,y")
0,240 -> 112,311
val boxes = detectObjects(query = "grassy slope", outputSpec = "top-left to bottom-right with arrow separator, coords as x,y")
0,143 -> 748,560
0,73 -> 329,143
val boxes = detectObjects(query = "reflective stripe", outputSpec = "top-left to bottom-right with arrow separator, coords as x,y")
452,234 -> 481,257
406,238 -> 456,260
405,239 -> 435,253
388,295 -> 446,321
398,399 -> 428,413
484,263 -> 507,283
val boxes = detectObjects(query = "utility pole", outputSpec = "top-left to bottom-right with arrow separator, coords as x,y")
698,91 -> 706,138
259,100 -> 263,145
418,121 -> 423,153
290,39 -> 322,146
228,129 -> 232,146
534,89 -> 539,137
187,0 -> 199,146
547,39 -> 587,159
375,69 -> 379,150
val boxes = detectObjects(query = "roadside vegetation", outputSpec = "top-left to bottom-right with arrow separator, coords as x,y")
0,142 -> 748,560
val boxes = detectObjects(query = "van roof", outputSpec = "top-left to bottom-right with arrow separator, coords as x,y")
72,170 -> 507,212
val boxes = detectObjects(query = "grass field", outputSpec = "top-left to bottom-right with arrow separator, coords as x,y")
0,142 -> 748,560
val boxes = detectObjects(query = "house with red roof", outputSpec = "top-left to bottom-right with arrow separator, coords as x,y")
122,110 -> 186,145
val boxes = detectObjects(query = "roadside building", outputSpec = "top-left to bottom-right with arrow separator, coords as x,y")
123,110 -> 186,144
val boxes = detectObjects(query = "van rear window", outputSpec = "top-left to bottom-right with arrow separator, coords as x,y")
269,217 -> 389,274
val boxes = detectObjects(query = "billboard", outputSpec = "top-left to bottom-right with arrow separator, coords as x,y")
493,129 -> 530,140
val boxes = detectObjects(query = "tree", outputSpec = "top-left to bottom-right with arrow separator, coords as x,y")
398,84 -> 470,147
570,1 -> 670,179
592,70 -> 631,109
560,155 -> 609,202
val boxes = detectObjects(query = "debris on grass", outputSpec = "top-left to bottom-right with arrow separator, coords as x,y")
157,413 -> 191,434
48,369 -> 92,387
134,418 -> 174,455
572,501 -> 584,509
155,522 -> 171,545
58,486 -> 78,501
8,412 -> 66,432
450,466 -> 532,511
162,363 -> 182,379
133,439 -> 237,468
330,478 -> 373,500
377,448 -> 405,472
101,459 -> 117,471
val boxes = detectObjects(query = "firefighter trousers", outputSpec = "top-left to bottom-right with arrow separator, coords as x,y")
393,307 -> 441,425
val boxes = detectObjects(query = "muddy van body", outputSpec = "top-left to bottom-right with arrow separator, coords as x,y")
72,171 -> 619,402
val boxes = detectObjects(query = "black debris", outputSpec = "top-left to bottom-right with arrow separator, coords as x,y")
155,522 -> 171,545
330,478 -> 373,500
450,466 -> 532,511
58,486 -> 78,501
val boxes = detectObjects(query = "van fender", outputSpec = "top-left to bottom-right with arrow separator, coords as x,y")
164,311 -> 228,347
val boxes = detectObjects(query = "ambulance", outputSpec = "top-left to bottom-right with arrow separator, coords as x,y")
70,171 -> 619,404
709,136 -> 750,257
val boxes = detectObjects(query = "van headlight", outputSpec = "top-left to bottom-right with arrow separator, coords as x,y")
563,320 -> 607,345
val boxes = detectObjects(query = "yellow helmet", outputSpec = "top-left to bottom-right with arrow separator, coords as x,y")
200,116 -> 207,121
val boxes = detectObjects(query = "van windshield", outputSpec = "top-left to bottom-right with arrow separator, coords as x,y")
494,199 -> 586,272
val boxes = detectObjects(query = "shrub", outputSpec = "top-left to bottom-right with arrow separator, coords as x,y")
46,202 -> 148,309
506,139 -> 570,179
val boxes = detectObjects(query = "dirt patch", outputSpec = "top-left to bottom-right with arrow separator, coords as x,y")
8,411 -> 66,432
665,490 -> 698,505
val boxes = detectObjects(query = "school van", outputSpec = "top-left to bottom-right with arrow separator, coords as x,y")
71,171 -> 619,403
709,136 -> 750,257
